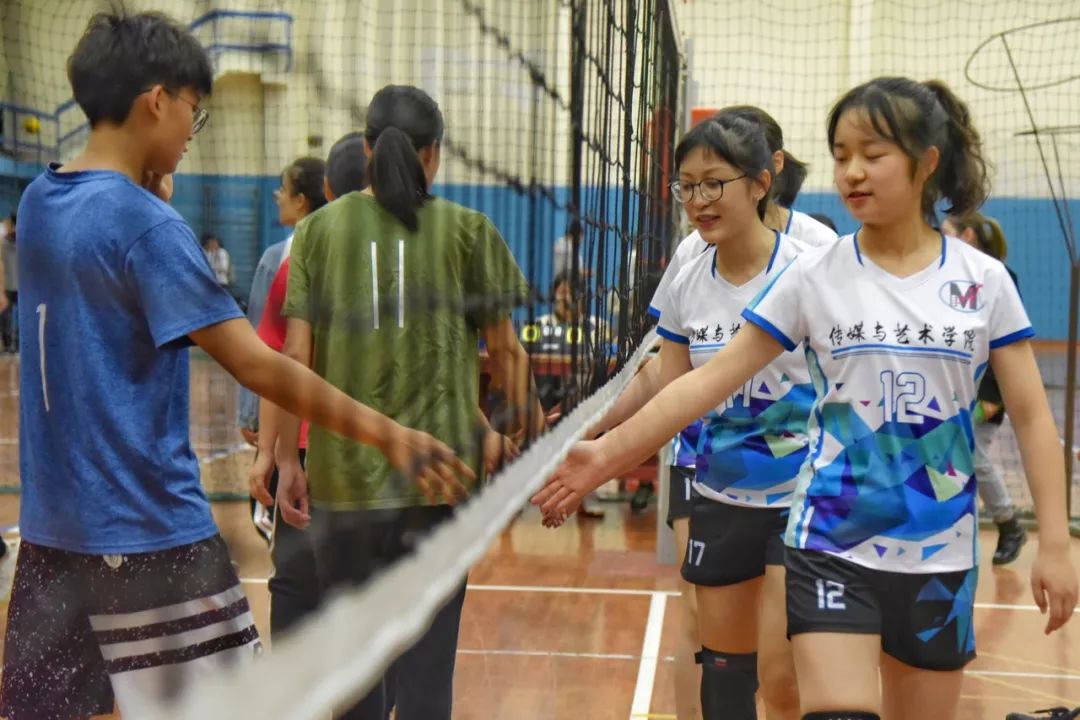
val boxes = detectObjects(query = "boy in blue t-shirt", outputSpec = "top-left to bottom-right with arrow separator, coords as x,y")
1,11 -> 471,720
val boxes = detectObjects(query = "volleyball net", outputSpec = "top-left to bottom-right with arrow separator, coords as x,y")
1,0 -> 1079,716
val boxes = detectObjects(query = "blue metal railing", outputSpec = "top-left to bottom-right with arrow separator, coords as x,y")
0,9 -> 293,161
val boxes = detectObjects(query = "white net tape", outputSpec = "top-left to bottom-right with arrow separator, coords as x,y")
151,329 -> 658,720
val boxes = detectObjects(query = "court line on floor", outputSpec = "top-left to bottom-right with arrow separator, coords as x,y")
970,672 -> 1080,706
238,578 -> 1060,613
969,670 -> 1080,682
978,650 -> 1080,677
453,650 -> 1080,683
630,592 -> 667,720
457,648 -> 641,661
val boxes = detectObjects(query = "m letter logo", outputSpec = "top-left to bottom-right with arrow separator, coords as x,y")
939,280 -> 984,313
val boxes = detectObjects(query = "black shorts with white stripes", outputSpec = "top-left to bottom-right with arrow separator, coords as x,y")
0,534 -> 261,720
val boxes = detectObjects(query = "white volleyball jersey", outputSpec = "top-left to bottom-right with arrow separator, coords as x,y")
648,230 -> 709,320
785,209 -> 838,248
658,232 -> 814,507
743,233 -> 1034,573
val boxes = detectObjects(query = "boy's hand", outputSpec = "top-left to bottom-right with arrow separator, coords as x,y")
142,172 -> 174,203
383,425 -> 474,505
239,427 -> 258,447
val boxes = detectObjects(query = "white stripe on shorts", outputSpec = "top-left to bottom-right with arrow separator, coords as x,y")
88,584 -> 247,632
97,611 -> 258,661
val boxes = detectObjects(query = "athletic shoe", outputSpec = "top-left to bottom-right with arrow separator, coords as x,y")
993,517 -> 1027,565
630,482 -> 654,513
1006,707 -> 1080,719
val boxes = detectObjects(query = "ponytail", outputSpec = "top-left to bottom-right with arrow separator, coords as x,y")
364,85 -> 445,233
773,149 -> 808,207
717,105 -> 807,208
947,210 -> 1008,261
923,80 -> 989,219
368,126 -> 430,232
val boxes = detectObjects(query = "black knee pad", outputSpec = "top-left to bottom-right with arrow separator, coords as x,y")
695,647 -> 758,719
802,713 -> 881,720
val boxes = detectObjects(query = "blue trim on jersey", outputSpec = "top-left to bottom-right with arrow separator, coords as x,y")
832,349 -> 972,365
647,304 -> 661,319
832,343 -> 973,360
657,326 -> 690,344
710,246 -> 718,278
742,308 -> 796,351
989,326 -> 1035,349
765,231 -> 782,273
690,342 -> 727,352
853,228 -> 948,268
785,209 -> 794,234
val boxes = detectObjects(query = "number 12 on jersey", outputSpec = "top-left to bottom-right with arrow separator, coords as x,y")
879,370 -> 925,424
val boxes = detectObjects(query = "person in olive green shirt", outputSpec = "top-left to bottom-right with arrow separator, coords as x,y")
274,85 -> 542,720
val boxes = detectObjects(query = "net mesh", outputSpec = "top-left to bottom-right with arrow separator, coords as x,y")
0,0 -> 682,713
679,0 -> 1080,518
1,0 -> 1079,716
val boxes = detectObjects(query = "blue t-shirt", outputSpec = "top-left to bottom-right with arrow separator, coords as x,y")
17,165 -> 244,554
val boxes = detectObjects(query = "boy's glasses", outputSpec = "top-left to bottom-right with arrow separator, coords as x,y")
167,91 -> 209,135
140,86 -> 209,135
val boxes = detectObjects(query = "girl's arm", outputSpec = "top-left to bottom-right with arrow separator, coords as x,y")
594,339 -> 694,433
992,339 -> 1078,633
534,325 -> 782,513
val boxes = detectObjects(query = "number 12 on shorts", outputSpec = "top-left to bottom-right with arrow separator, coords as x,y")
816,579 -> 846,610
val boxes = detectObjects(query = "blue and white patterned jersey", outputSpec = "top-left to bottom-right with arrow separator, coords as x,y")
659,233 -> 814,507
744,233 -> 1033,572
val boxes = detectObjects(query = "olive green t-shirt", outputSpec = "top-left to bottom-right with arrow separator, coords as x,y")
283,193 -> 528,509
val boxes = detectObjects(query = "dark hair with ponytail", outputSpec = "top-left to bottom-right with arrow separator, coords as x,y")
826,76 -> 989,224
365,85 -> 445,232
283,156 -> 328,214
947,210 -> 1008,260
674,114 -> 774,219
718,105 -> 808,208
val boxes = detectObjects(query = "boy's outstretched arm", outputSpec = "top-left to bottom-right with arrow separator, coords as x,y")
189,318 -> 473,501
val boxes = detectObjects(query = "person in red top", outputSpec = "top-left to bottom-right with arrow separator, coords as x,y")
249,153 -> 334,638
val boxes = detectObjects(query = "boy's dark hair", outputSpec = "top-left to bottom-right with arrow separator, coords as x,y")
200,233 -> 217,248
365,85 -> 445,232
326,132 -> 368,198
283,157 -> 328,214
827,76 -> 989,224
675,114 -> 774,219
68,11 -> 213,127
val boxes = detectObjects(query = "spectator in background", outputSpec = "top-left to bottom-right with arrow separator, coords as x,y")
201,232 -> 232,290
240,155 -> 341,544
0,214 -> 15,352
942,210 -> 1027,565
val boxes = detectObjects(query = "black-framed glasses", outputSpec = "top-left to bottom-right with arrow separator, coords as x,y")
141,86 -> 209,135
670,175 -> 747,204
168,91 -> 209,135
